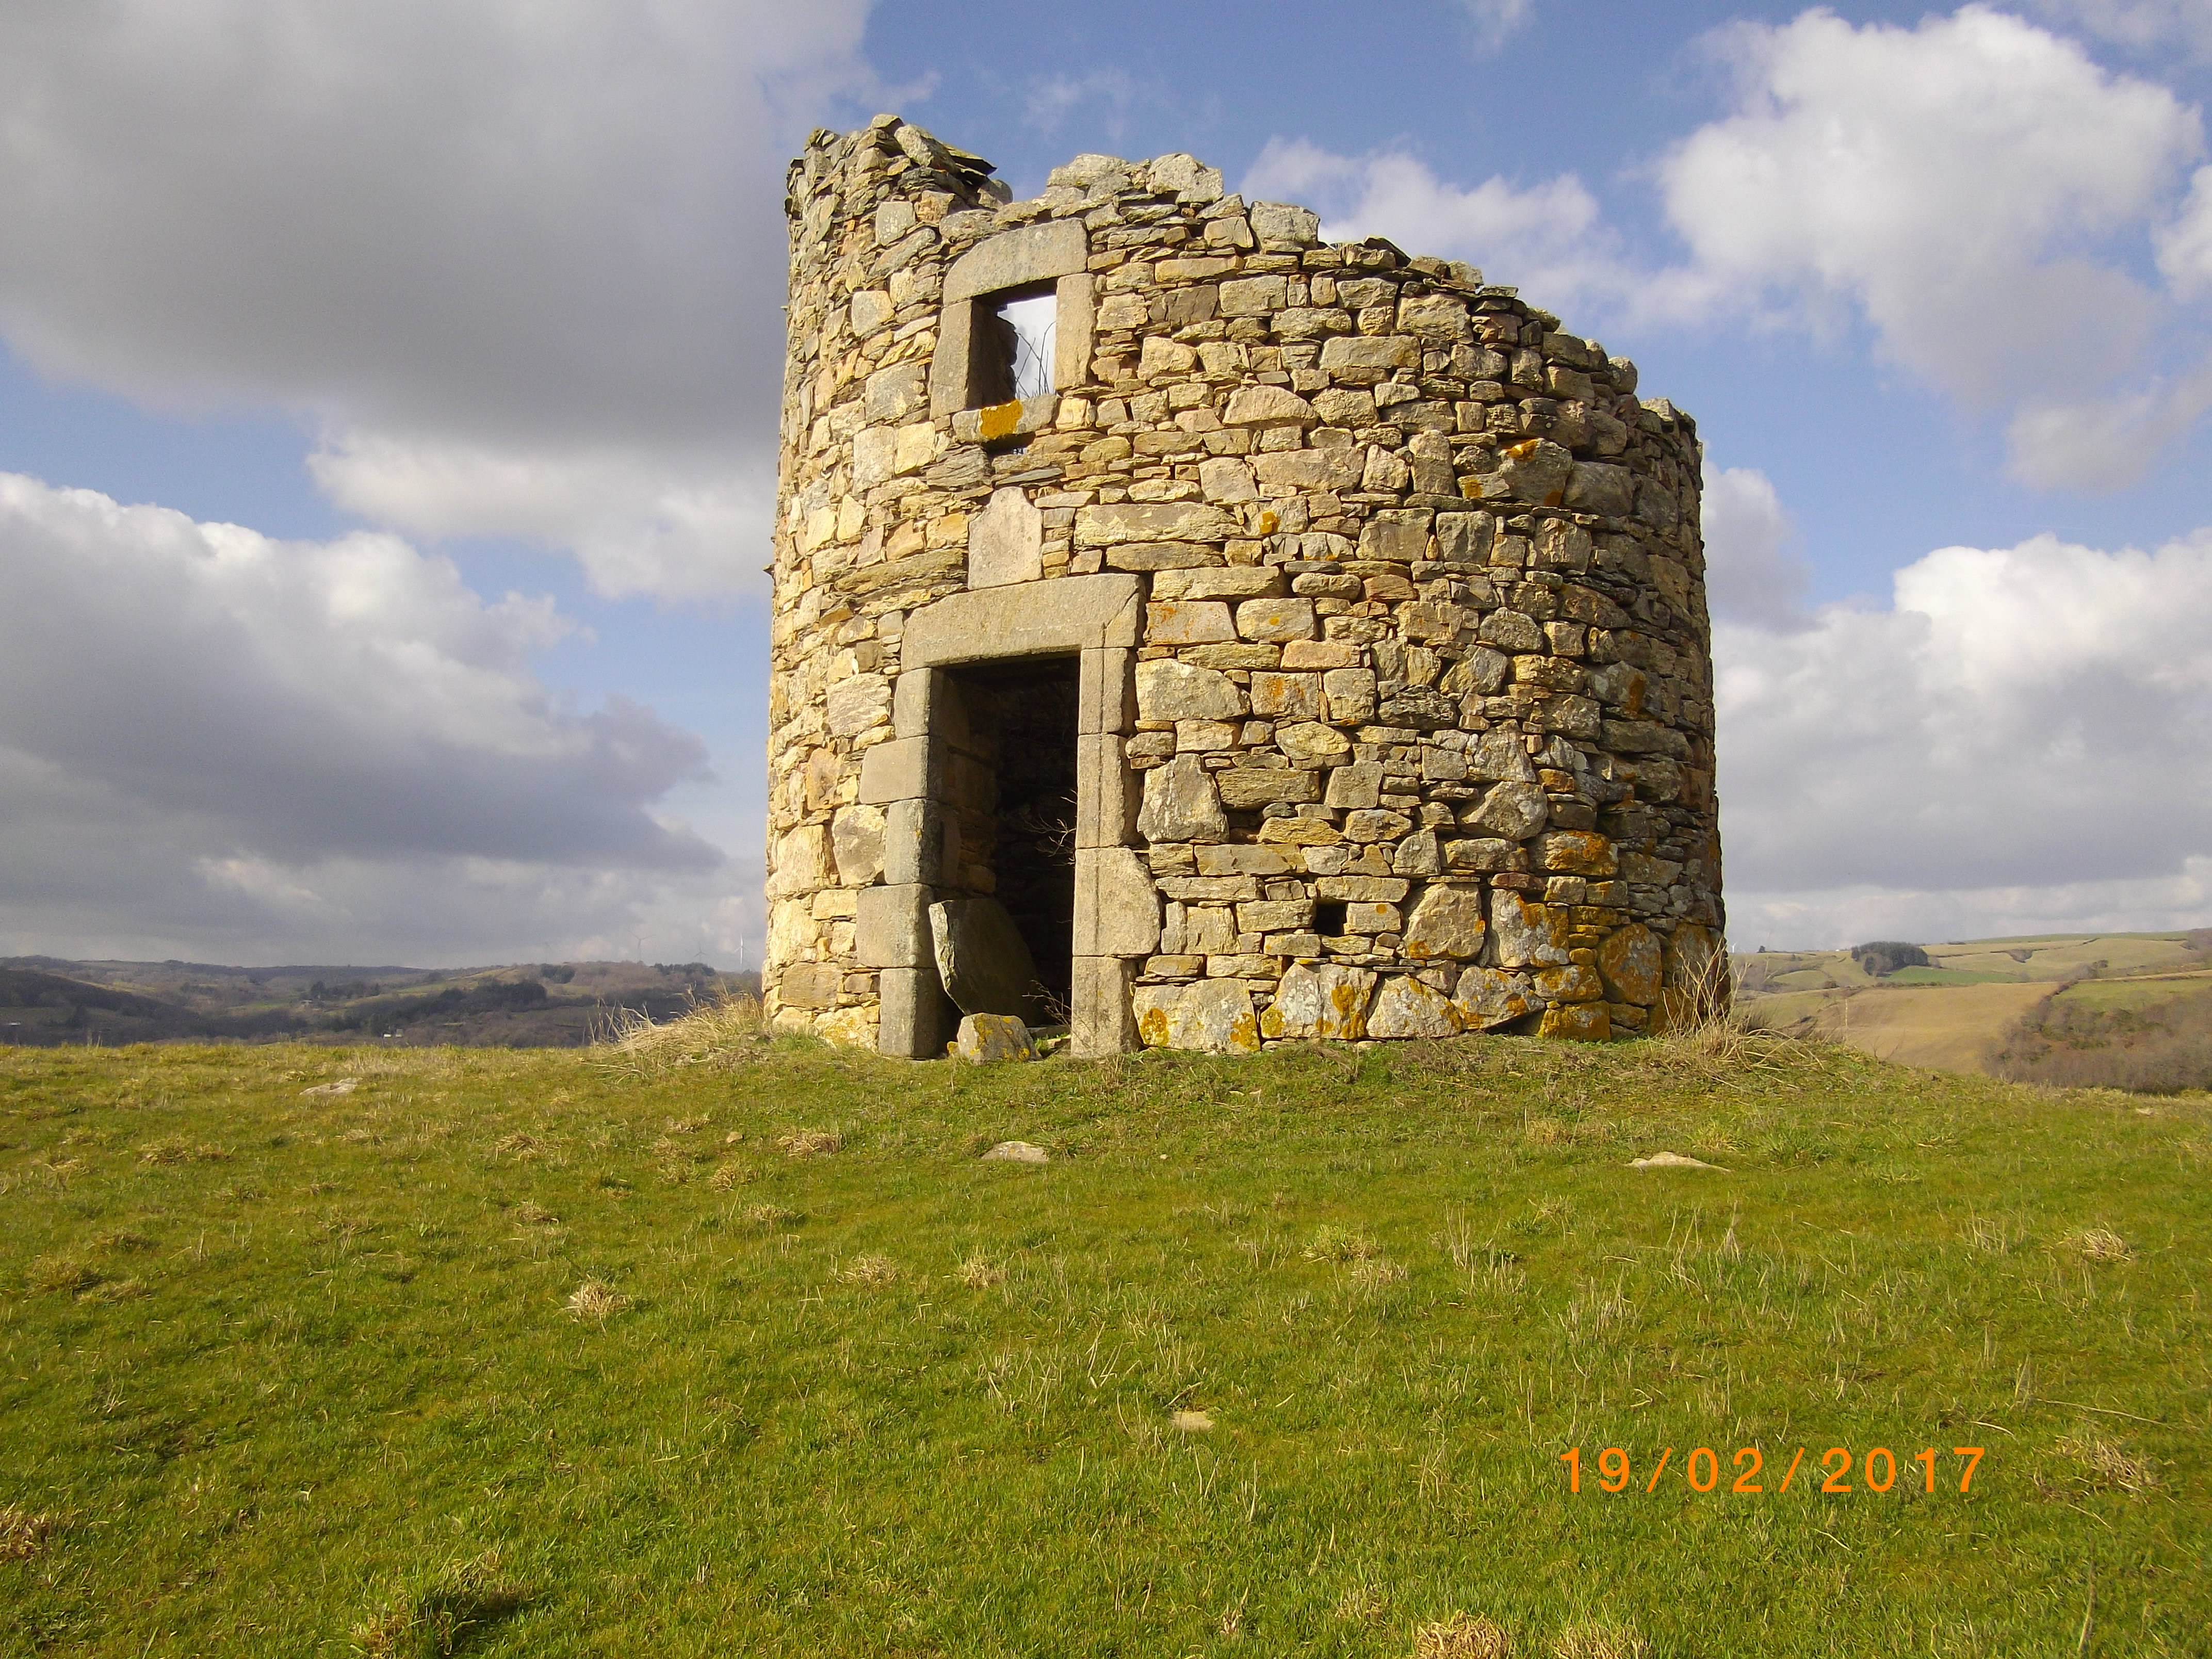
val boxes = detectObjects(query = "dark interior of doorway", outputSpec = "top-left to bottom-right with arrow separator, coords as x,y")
946,655 -> 1078,1023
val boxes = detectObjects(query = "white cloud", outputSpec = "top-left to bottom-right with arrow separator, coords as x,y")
1025,69 -> 1145,139
1460,0 -> 1536,56
1716,525 -> 2212,946
1659,5 -> 2200,405
1701,466 -> 1812,629
1251,8 -> 2211,486
1241,139 -> 1637,322
0,0 -> 876,598
2024,0 -> 2212,58
0,471 -> 740,963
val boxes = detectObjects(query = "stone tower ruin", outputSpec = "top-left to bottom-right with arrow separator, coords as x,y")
766,116 -> 1724,1058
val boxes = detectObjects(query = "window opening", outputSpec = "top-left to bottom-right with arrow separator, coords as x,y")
1313,900 -> 1349,938
972,284 -> 1057,408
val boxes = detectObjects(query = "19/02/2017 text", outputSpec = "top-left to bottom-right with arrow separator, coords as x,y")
1559,1445 -> 1985,1494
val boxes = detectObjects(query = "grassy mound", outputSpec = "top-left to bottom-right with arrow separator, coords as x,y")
2,1011 -> 2206,1655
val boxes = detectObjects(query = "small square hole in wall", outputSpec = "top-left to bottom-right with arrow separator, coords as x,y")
1313,900 -> 1348,937
971,283 -> 1058,407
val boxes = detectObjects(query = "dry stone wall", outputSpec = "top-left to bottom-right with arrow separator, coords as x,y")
767,115 -> 1725,1055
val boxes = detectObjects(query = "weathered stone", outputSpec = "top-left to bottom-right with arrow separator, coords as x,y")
956,1014 -> 1038,1063
1322,668 -> 1378,723
1320,335 -> 1420,375
1075,501 -> 1239,546
1136,658 -> 1246,721
1491,892 -> 1570,967
1435,510 -> 1496,564
1453,967 -> 1535,1031
1222,384 -> 1315,426
1198,456 -> 1258,502
1442,837 -> 1518,873
1252,447 -> 1364,492
1276,720 -> 1353,762
1392,829 -> 1444,876
1343,808 -> 1413,842
825,674 -> 892,737
1134,979 -> 1261,1053
1367,975 -> 1460,1039
1249,671 -> 1324,721
831,805 -> 886,886
1081,846 -> 1163,958
1402,885 -> 1487,961
1236,597 -> 1317,642
1248,201 -> 1320,245
1598,922 -> 1663,1005
982,1138 -> 1051,1162
1259,963 -> 1374,1039
1137,755 -> 1227,842
968,486 -> 1044,589
1147,600 -> 1237,645
1477,438 -> 1573,506
1533,963 -> 1603,1002
1565,462 -> 1636,516
931,897 -> 1047,1022
1197,844 -> 1297,876
1539,831 -> 1616,875
1325,761 -> 1384,810
1215,767 -> 1320,808
1466,780 -> 1549,840
1539,1002 -> 1612,1042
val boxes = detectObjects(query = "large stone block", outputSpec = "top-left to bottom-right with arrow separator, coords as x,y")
1147,600 -> 1237,645
1235,597 -> 1316,642
944,218 -> 1088,302
1137,754 -> 1227,842
831,804 -> 886,885
968,486 -> 1044,589
903,574 -> 1144,666
1075,847 -> 1161,958
1249,671 -> 1324,720
1135,979 -> 1260,1053
877,965 -> 950,1058
1402,885 -> 1487,961
855,883 -> 932,968
1259,963 -> 1374,1040
1539,1002 -> 1612,1042
1075,501 -> 1240,547
1215,767 -> 1319,809
1136,658 -> 1245,722
1222,384 -> 1313,425
1453,967 -> 1534,1031
1492,892 -> 1571,967
1466,780 -> 1549,840
930,896 -> 1047,1022
1368,975 -> 1459,1039
1251,448 -> 1363,492
1476,438 -> 1574,506
857,736 -> 931,805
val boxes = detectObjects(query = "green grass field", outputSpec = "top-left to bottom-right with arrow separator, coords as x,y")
3,1019 -> 2207,1656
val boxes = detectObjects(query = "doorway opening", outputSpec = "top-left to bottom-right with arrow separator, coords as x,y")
939,655 -> 1079,1023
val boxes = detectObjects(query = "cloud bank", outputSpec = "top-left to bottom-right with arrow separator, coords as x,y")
1717,518 -> 2212,946
0,0 -> 876,598
1247,5 -> 2211,490
0,473 -> 731,963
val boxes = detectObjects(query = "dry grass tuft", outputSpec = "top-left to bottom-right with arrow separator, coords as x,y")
1303,1225 -> 1378,1263
0,1507 -> 60,1559
1330,1575 -> 1388,1624
778,1128 -> 842,1158
742,1203 -> 801,1228
1347,1256 -> 1409,1291
351,1550 -> 525,1656
1417,1612 -> 1513,1658
565,1280 -> 629,1322
708,1162 -> 753,1191
138,1139 -> 229,1165
2064,1227 -> 2133,1263
596,992 -> 767,1076
955,1253 -> 1007,1288
511,1202 -> 559,1227
835,1253 -> 898,1286
80,1277 -> 148,1304
491,1132 -> 545,1161
1552,1625 -> 1648,1659
2057,1431 -> 2157,1492
25,1256 -> 99,1296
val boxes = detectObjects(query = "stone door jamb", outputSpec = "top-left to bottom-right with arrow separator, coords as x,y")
854,574 -> 1151,1059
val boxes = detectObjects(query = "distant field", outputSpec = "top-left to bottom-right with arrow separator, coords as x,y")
0,958 -> 755,1049
1736,932 -> 2212,1089
3,1017 -> 2207,1655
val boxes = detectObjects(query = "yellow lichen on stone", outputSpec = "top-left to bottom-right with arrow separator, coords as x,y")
977,398 -> 1023,442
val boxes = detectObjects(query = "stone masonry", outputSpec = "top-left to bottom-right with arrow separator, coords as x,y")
766,116 -> 1725,1059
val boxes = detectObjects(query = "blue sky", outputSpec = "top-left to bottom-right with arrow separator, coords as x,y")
2,0 -> 2209,965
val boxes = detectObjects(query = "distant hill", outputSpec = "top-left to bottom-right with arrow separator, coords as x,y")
1735,930 -> 2212,1090
0,957 -> 758,1049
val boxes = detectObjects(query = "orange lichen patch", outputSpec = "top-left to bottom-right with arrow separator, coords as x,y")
977,398 -> 1024,442
1540,1002 -> 1613,1042
1137,1005 -> 1172,1047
